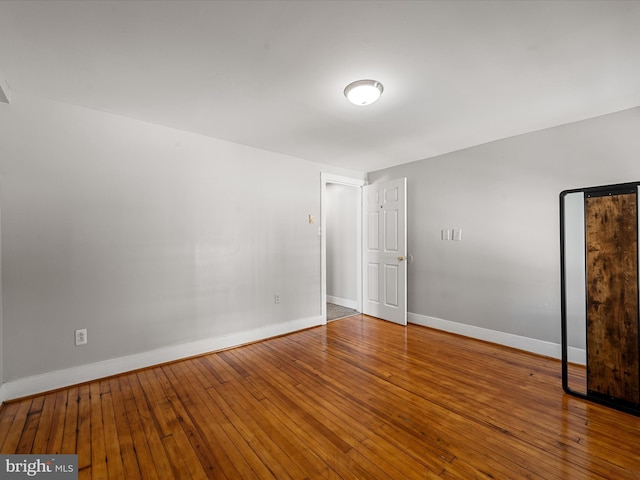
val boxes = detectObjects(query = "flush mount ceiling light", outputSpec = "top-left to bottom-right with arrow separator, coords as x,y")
344,79 -> 384,106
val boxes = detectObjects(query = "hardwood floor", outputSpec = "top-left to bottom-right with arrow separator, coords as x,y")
1,315 -> 639,479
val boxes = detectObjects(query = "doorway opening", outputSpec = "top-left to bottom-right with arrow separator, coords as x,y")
320,173 -> 366,323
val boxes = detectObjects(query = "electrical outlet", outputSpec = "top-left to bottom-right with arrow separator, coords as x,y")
274,294 -> 281,304
75,328 -> 87,346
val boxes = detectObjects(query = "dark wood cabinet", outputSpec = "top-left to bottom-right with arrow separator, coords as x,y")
561,182 -> 640,415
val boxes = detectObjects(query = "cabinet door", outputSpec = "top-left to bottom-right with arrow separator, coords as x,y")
585,191 -> 640,404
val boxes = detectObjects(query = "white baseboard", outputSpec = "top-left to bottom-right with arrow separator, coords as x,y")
1,315 -> 322,402
327,295 -> 358,310
0,313 -> 585,404
408,312 -> 586,365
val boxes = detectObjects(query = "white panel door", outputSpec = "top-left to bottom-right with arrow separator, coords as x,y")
362,178 -> 407,325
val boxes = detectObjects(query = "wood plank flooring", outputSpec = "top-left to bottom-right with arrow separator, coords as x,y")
1,315 -> 640,479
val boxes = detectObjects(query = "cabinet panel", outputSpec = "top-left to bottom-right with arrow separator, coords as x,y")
585,193 -> 640,404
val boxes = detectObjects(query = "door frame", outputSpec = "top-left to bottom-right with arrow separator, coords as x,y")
320,173 -> 367,324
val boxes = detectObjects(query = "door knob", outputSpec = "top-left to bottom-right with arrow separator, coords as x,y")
397,256 -> 404,262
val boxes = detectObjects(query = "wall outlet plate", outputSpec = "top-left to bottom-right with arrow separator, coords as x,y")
75,328 -> 87,346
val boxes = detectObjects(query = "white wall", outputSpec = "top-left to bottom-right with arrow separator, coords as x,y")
369,107 -> 640,353
562,191 -> 587,352
0,189 -> 3,390
326,183 -> 358,308
0,93 -> 364,396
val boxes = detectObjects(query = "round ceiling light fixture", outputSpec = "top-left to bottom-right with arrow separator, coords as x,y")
344,79 -> 384,106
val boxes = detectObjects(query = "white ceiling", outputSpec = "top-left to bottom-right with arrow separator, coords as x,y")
1,0 -> 640,173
